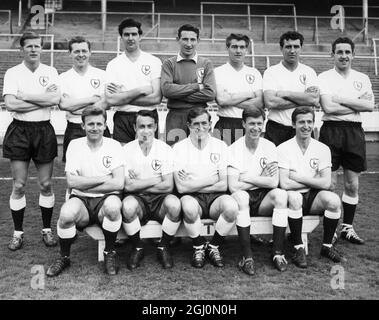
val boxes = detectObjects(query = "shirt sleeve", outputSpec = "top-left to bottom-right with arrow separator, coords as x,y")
262,68 -> 277,91
110,142 -> 125,170
50,67 -> 60,87
65,142 -> 80,174
161,145 -> 174,176
318,145 -> 332,171
318,72 -> 332,96
151,56 -> 162,80
218,141 -> 228,175
277,144 -> 290,169
172,144 -> 185,172
252,69 -> 263,92
268,143 -> 278,163
2,69 -> 18,96
105,60 -> 119,84
305,67 -> 319,90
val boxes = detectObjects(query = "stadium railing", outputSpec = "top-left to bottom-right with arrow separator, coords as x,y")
199,1 -> 297,31
38,8 -> 379,45
85,216 -> 321,262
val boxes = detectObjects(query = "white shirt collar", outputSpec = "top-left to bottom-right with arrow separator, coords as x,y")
176,52 -> 198,63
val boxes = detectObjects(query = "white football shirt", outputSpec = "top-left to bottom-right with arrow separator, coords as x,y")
214,63 -> 263,118
228,136 -> 277,190
263,61 -> 318,126
59,66 -> 106,123
318,68 -> 374,122
122,138 -> 174,180
277,137 -> 331,193
65,137 -> 124,197
3,62 -> 59,121
173,136 -> 228,181
105,51 -> 162,112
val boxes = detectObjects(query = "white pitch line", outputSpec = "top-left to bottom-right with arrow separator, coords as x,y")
0,171 -> 379,181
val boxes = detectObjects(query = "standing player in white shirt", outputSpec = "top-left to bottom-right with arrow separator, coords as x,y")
105,18 -> 162,145
277,107 -> 344,268
121,110 -> 181,270
3,32 -> 60,251
214,33 -> 263,145
46,106 -> 124,277
228,107 -> 289,275
59,36 -> 111,163
173,107 -> 238,269
263,31 -> 319,146
318,37 -> 374,245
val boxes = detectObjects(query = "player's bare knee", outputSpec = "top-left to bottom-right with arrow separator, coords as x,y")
344,180 -> 359,197
164,196 -> 181,222
122,198 -> 139,222
326,193 -> 341,212
272,188 -> 288,208
221,198 -> 238,222
39,179 -> 52,194
287,191 -> 302,210
59,207 -> 78,227
12,181 -> 26,197
103,199 -> 122,221
231,190 -> 249,208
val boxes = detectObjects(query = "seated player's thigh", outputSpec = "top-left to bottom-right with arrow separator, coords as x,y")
60,197 -> 90,229
180,195 -> 202,221
98,195 -> 122,224
309,190 -> 338,215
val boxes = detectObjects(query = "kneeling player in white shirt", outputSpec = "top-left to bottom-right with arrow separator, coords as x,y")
46,107 -> 125,277
173,107 -> 238,268
122,110 -> 181,270
228,107 -> 289,275
277,107 -> 345,268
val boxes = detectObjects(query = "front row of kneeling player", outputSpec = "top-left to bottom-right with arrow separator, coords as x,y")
46,105 -> 344,277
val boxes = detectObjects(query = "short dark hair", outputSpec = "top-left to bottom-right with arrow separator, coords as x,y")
81,105 -> 107,123
242,107 -> 266,122
68,36 -> 91,52
279,31 -> 304,48
135,109 -> 158,125
118,18 -> 143,36
331,37 -> 355,54
20,31 -> 42,47
187,107 -> 211,124
177,24 -> 200,39
291,106 -> 315,124
226,33 -> 250,48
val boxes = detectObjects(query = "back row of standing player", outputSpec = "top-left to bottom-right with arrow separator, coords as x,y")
2,19 -> 374,275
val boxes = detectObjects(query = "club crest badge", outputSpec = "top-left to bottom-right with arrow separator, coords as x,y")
196,68 -> 205,83
309,158 -> 319,170
246,74 -> 255,84
102,156 -> 112,168
210,153 -> 220,164
299,74 -> 306,85
39,76 -> 49,87
151,159 -> 162,171
90,79 -> 100,89
259,157 -> 268,169
353,81 -> 362,91
141,65 -> 151,75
